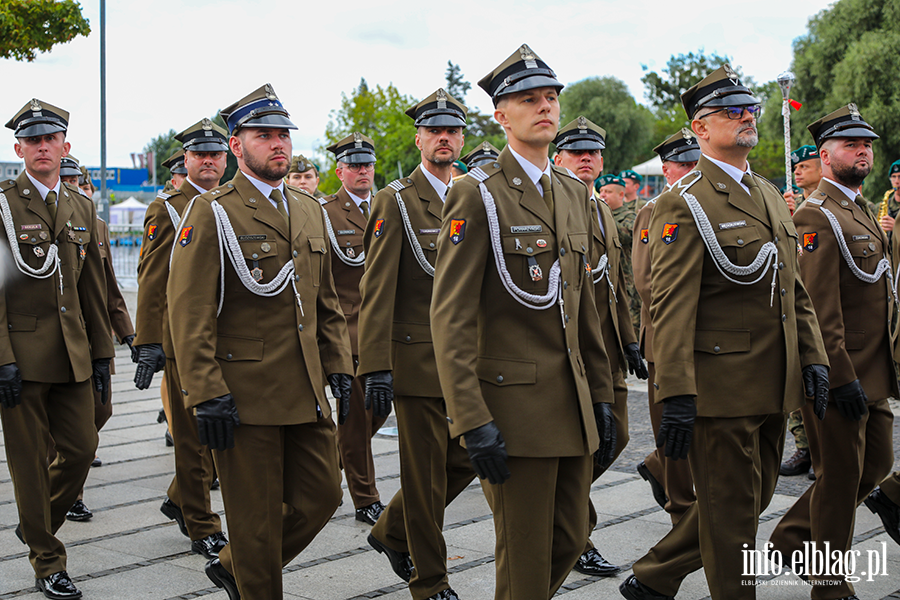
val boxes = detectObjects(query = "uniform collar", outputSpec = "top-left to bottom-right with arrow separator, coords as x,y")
703,154 -> 751,194
242,169 -> 287,213
345,188 -> 370,208
508,144 -> 552,193
821,177 -> 860,203
25,169 -> 60,201
419,163 -> 450,200
186,176 -> 209,195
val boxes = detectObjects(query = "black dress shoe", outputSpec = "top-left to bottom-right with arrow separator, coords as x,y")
91,456 -> 102,467
165,430 -> 174,447
210,478 -> 220,491
808,467 -> 816,480
36,571 -> 82,599
205,558 -> 240,600
637,461 -> 668,509
427,589 -> 459,600
368,532 -> 414,582
192,531 -> 228,559
619,574 -> 674,600
160,498 -> 190,538
356,500 -> 385,525
573,547 -> 620,576
66,500 -> 93,522
780,448 -> 811,476
864,486 -> 900,546
15,523 -> 25,544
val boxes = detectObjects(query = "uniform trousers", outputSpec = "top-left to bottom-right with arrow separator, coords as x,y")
216,417 -> 342,599
482,453 -> 593,600
1,380 -> 97,577
584,369 -> 629,552
370,395 -> 476,599
769,398 -> 894,599
336,360 -> 386,508
634,412 -> 785,600
165,359 -> 220,540
642,362 -> 695,523
881,472 -> 900,505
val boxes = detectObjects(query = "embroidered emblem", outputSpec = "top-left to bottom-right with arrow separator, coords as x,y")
803,232 -> 817,252
251,267 -> 263,282
147,224 -> 157,241
536,239 -> 547,248
640,228 -> 649,244
449,219 -> 466,244
179,226 -> 193,247
374,219 -> 385,238
19,233 -> 28,240
661,223 -> 679,244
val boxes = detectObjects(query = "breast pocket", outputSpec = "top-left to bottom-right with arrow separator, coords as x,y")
715,224 -> 762,265
239,239 -> 278,283
501,233 -> 555,292
66,230 -> 90,274
17,235 -> 54,270
335,232 -> 363,261
412,233 -> 438,279
847,237 -> 882,277
568,231 -> 590,290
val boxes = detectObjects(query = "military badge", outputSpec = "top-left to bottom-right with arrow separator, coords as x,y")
19,233 -> 28,240
147,224 -> 158,241
347,247 -> 356,258
640,228 -> 649,244
67,230 -> 77,241
79,245 -> 86,260
530,263 -> 543,281
251,267 -> 263,282
179,226 -> 193,247
449,219 -> 466,245
661,223 -> 679,244
797,241 -> 803,257
374,219 -> 385,238
536,239 -> 547,248
803,232 -> 817,252
34,246 -> 45,258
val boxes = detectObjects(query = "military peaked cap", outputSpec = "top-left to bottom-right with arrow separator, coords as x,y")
681,64 -> 759,119
807,104 -> 879,148
327,133 -> 377,165
461,141 -> 502,169
653,128 -> 701,163
6,98 -> 69,138
219,84 -> 297,134
162,149 -> 187,175
479,44 -> 563,105
406,88 -> 467,128
554,116 -> 605,151
176,118 -> 229,152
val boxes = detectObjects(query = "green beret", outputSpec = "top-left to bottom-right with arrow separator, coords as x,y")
791,145 -> 819,165
452,160 -> 468,174
890,160 -> 900,176
619,169 -> 642,184
596,174 -> 626,189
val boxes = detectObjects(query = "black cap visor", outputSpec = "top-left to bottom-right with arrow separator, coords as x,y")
557,137 -> 604,151
239,113 -> 298,132
665,148 -> 702,163
415,112 -> 467,128
185,140 -> 229,153
16,121 -> 67,138
337,151 -> 377,165
817,126 -> 879,146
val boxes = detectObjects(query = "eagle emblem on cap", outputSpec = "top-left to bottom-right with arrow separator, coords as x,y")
436,88 -> 447,101
201,118 -> 213,130
519,44 -> 536,61
353,132 -> 362,148
577,116 -> 588,129
681,127 -> 693,140
30,99 -> 42,111
723,64 -> 739,85
481,142 -> 491,151
848,103 -> 860,119
264,84 -> 277,101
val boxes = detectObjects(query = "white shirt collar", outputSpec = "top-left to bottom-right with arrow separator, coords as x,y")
508,145 -> 552,195
822,177 -> 860,203
345,189 -> 371,208
419,163 -> 451,200
242,170 -> 288,214
25,170 -> 61,202
704,154 -> 751,194
186,177 -> 209,195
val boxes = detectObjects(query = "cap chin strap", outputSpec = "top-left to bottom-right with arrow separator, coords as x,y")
0,191 -> 63,293
320,207 -> 365,267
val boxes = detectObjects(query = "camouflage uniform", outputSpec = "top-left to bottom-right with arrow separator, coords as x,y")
612,203 -> 640,338
787,410 -> 808,450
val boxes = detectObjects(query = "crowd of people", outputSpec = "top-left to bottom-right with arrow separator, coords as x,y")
1,43 -> 899,600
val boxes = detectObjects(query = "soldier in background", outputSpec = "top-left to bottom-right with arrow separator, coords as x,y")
133,119 -> 230,560
161,149 -> 187,194
554,116 -> 648,577
632,129 -> 699,524
286,154 -> 324,198
596,174 -> 639,338
782,145 -> 821,213
620,169 -> 645,212
321,134 -> 386,526
1,99 -> 114,600
460,141 -> 501,170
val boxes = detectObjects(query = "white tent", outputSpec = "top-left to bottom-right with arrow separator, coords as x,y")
631,155 -> 663,177
109,197 -> 148,226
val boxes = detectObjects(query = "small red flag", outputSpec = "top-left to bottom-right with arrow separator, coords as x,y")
789,99 -> 803,110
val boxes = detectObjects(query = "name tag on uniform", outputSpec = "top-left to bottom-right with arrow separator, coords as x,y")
852,235 -> 870,241
511,225 -> 542,233
238,234 -> 267,241
718,220 -> 747,230
337,229 -> 356,235
418,228 -> 440,234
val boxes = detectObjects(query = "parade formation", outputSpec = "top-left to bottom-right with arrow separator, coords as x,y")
1,41 -> 900,600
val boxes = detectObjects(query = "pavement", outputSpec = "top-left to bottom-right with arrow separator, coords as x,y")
1,289 -> 899,599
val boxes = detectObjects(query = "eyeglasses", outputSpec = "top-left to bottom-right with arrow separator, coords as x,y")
343,163 -> 375,173
699,106 -> 762,120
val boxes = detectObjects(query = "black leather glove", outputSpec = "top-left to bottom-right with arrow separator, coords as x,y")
364,371 -> 394,417
624,343 -> 649,380
464,421 -> 510,485
593,402 -> 617,468
196,393 -> 241,451
0,363 -> 23,409
121,334 -> 138,363
92,358 -> 111,406
656,395 -> 696,460
802,364 -> 829,420
133,343 -> 166,390
831,379 -> 868,422
327,373 -> 353,425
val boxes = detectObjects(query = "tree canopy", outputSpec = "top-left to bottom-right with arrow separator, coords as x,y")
0,0 -> 90,62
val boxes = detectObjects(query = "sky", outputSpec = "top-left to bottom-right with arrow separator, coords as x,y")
0,0 -> 835,170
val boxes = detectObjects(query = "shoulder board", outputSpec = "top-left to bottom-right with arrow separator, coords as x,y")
752,172 -> 779,193
0,179 -> 14,191
96,215 -> 108,223
285,183 -> 314,200
465,161 -> 501,185
670,170 -> 702,196
318,197 -> 328,205
207,181 -> 235,197
387,178 -> 411,192
156,190 -> 171,200
553,165 -> 581,183
807,194 -> 825,206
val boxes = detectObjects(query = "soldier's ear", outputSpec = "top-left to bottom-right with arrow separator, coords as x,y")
691,118 -> 709,141
229,135 -> 242,159
63,141 -> 71,156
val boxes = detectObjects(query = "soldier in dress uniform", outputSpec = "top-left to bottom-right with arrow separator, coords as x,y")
133,118 -> 230,560
460,141 -> 502,170
286,154 -> 324,198
320,133 -> 386,526
632,129 -> 699,524
553,116 -> 648,576
431,45 -> 616,600
167,84 -> 353,600
161,149 -> 187,194
0,99 -> 114,600
77,165 -> 92,198
596,174 -> 639,338
620,65 -> 829,600
768,105 -> 896,600
360,89 -> 477,600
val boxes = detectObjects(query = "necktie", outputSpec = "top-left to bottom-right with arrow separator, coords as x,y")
539,174 -> 554,214
740,173 -> 765,211
45,190 -> 57,223
270,188 -> 289,227
360,200 -> 369,220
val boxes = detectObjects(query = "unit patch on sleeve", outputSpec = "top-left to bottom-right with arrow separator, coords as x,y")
449,219 -> 466,244
803,232 -> 817,252
178,226 -> 193,247
661,223 -> 679,244
640,228 -> 649,244
373,219 -> 385,238
147,223 -> 158,241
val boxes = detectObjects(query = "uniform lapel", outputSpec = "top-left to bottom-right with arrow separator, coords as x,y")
699,156 -> 769,227
336,187 -> 368,230
53,186 -> 75,239
285,188 -> 310,243
18,172 -> 55,231
234,171 -> 290,240
499,148 -> 555,233
410,166 -> 444,220
550,167 -> 570,238
820,179 -> 883,240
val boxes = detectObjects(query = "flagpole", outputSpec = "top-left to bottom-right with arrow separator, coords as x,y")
777,71 -> 795,195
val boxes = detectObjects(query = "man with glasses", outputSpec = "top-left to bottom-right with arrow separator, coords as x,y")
321,133 -> 387,527
620,65 -> 829,600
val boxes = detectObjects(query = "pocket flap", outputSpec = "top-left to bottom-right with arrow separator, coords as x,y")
7,312 -> 37,332
781,219 -> 799,239
501,234 -> 553,256
240,239 -> 278,260
308,236 -> 327,254
695,329 -> 751,355
391,322 -> 433,344
567,232 -> 589,254
215,334 -> 264,362
715,225 -> 761,248
844,329 -> 865,350
476,356 -> 537,386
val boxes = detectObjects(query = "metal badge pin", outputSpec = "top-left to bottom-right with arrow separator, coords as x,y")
512,177 -> 522,185
260,242 -> 271,252
34,246 -> 45,257
347,247 -> 356,258
515,238 -> 522,250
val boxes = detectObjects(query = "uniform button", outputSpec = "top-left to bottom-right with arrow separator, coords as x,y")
405,335 -> 411,342
713,345 -> 720,353
560,248 -> 566,256
782,314 -> 787,322
294,275 -> 300,281
737,239 -> 744,245
298,324 -> 304,331
252,253 -> 259,259
182,389 -> 188,396
293,250 -> 298,257
564,281 -> 568,289
496,375 -> 504,383
526,247 -> 533,253
226,353 -> 233,360
430,243 -> 435,248
565,315 -> 570,323
781,288 -> 786,296
779,262 -> 785,270
567,347 -> 572,354
346,241 -> 351,246
774,236 -> 779,243
60,306 -> 66,313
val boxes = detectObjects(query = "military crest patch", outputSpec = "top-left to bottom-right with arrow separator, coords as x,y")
661,223 -> 678,244
640,228 -> 649,244
449,219 -> 466,244
147,224 -> 157,241
179,226 -> 193,247
803,232 -> 817,252
374,219 -> 385,238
